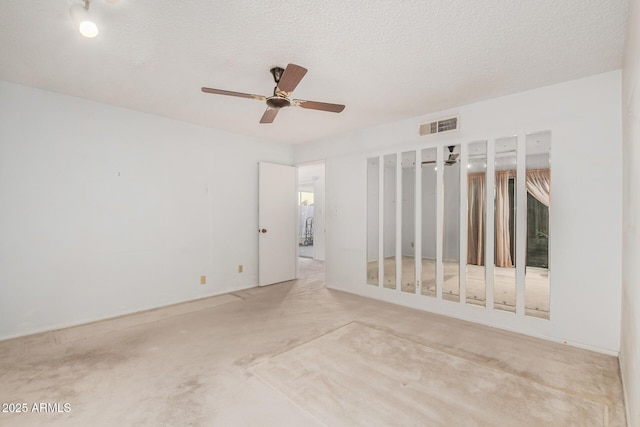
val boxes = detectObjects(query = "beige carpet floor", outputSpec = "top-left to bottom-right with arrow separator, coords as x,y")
252,322 -> 607,427
0,258 -> 624,426
368,257 -> 550,318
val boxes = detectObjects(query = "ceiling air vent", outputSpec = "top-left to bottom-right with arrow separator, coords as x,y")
419,116 -> 459,136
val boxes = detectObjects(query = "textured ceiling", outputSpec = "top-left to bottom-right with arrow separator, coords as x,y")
0,0 -> 629,144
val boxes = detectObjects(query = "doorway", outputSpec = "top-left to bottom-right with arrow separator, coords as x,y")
297,162 -> 326,279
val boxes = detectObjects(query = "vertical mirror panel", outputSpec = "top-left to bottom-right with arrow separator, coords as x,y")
367,157 -> 379,286
466,141 -> 486,307
443,145 -> 461,302
525,132 -> 551,319
420,148 -> 437,297
383,154 -> 397,290
401,151 -> 416,293
494,138 -> 517,312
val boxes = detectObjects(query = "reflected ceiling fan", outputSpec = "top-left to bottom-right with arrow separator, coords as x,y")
421,146 -> 460,166
201,63 -> 345,124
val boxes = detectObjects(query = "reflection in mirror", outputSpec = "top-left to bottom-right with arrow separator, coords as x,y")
401,151 -> 416,293
494,138 -> 517,312
367,157 -> 379,286
466,141 -> 486,307
443,145 -> 461,302
421,148 -> 437,297
525,132 -> 551,319
383,154 -> 397,290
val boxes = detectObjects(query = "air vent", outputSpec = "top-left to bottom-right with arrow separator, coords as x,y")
419,116 -> 459,136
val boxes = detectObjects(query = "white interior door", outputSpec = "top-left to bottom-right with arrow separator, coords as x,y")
259,162 -> 297,286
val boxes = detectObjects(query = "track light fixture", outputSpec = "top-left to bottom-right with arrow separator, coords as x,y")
69,0 -> 99,38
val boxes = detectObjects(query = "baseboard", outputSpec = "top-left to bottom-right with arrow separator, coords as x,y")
619,354 -> 632,427
0,284 -> 257,343
326,282 -> 619,357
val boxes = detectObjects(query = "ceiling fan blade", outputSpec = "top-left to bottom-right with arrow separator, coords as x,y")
201,87 -> 266,101
276,64 -> 308,94
449,153 -> 460,161
259,108 -> 279,124
421,161 -> 436,165
293,99 -> 345,113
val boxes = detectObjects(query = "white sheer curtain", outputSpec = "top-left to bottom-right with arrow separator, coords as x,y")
467,173 -> 485,266
526,169 -> 550,207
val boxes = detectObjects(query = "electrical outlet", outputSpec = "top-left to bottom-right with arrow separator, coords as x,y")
200,275 -> 206,285
238,265 -> 243,273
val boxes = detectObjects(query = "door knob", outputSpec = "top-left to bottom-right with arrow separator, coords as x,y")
259,228 -> 267,233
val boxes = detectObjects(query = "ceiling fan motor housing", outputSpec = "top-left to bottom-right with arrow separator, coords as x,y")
267,67 -> 291,109
266,96 -> 291,109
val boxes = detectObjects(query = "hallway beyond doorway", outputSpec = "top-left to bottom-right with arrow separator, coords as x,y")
298,257 -> 325,280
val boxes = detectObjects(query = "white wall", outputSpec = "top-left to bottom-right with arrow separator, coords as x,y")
0,81 -> 293,340
621,1 -> 640,424
295,71 -> 622,354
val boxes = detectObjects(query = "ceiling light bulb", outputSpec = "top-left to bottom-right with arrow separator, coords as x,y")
79,20 -> 99,38
70,3 -> 99,38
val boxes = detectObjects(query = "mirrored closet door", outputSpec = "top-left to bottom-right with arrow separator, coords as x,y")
525,132 -> 551,319
466,141 -> 486,307
365,131 -> 551,320
401,151 -> 417,293
494,137 -> 517,313
383,154 -> 397,290
367,157 -> 379,286
420,148 -> 437,297
442,145 -> 461,302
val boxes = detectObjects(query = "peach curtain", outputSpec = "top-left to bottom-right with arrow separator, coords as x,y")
495,171 -> 513,267
526,169 -> 550,207
466,168 -> 549,267
467,173 -> 485,266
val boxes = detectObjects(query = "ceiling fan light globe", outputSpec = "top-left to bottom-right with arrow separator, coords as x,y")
79,21 -> 99,38
70,4 -> 98,38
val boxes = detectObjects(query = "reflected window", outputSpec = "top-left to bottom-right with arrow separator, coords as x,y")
494,137 -> 517,313
466,142 -> 486,307
525,132 -> 551,319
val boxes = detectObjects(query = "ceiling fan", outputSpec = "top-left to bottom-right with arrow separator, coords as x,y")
201,63 -> 345,124
421,146 -> 460,166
